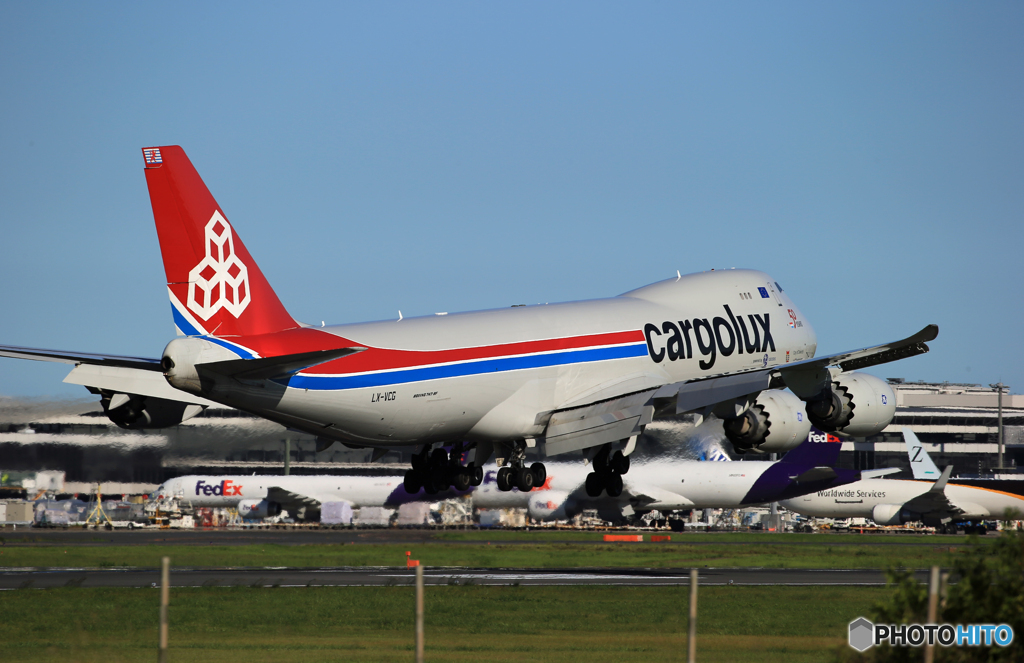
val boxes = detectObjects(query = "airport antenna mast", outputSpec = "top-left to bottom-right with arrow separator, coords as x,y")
85,483 -> 113,527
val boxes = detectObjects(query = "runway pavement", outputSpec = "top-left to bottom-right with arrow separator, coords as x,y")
0,565 -> 931,589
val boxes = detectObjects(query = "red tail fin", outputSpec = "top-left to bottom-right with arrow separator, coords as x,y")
142,146 -> 298,337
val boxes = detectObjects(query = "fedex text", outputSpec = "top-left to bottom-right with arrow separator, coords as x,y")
196,479 -> 243,496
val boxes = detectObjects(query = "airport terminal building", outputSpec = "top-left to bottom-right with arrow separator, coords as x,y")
1,379 -> 1021,494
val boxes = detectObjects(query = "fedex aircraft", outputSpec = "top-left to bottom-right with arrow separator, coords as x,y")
479,429 -> 877,523
779,429 -> 1024,533
151,474 -> 468,520
0,146 -> 937,498
157,428 -> 864,523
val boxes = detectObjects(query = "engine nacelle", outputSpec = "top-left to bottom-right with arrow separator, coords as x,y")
161,336 -> 240,396
722,389 -> 812,453
872,503 -> 910,526
100,392 -> 204,429
805,372 -> 895,437
237,499 -> 281,520
527,491 -> 572,521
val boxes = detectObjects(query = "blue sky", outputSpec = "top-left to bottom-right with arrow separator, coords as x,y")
1,3 -> 1021,398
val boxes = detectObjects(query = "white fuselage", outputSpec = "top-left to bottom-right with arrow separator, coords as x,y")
170,270 -> 817,448
154,456 -> 782,519
779,479 -> 1024,521
472,457 -> 786,516
152,475 -> 413,509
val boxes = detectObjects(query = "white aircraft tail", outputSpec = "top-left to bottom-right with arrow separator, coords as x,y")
902,427 -> 941,480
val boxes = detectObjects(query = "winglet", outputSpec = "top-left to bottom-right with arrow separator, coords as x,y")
929,465 -> 954,493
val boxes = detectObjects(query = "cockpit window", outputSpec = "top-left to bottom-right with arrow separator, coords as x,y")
774,281 -> 783,292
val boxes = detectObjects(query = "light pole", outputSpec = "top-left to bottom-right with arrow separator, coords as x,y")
989,383 -> 1006,472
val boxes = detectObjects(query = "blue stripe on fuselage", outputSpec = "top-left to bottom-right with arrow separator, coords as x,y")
203,336 -> 257,359
283,343 -> 649,391
171,304 -> 202,336
169,305 -> 256,359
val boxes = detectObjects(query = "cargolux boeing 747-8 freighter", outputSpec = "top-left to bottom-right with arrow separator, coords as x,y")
0,146 -> 937,498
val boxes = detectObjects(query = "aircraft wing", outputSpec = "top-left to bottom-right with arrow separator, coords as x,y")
625,484 -> 694,510
0,344 -> 161,371
781,324 -> 938,374
538,325 -> 937,457
266,486 -> 332,511
900,466 -> 964,516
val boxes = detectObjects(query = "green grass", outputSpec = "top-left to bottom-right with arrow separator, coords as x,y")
0,584 -> 884,662
0,539 -> 965,569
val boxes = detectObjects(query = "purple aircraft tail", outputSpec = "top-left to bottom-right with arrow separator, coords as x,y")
778,428 -> 842,467
740,427 -> 856,504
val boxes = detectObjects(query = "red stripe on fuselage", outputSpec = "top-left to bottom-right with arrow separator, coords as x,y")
218,328 -> 645,375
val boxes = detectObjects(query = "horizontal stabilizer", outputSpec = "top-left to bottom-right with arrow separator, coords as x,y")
792,466 -> 838,484
861,468 -> 901,479
198,347 -> 365,380
0,344 -> 161,372
64,363 -> 216,407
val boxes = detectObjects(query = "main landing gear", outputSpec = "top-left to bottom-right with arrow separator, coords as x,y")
495,441 -> 547,493
585,444 -> 629,498
403,445 -> 484,495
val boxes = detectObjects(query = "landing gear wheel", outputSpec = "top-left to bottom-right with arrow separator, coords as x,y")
605,472 -> 624,497
496,467 -> 513,492
423,477 -> 440,495
610,450 -> 630,474
403,470 -> 423,493
452,468 -> 472,492
515,467 -> 536,492
585,472 -> 603,497
411,452 -> 427,472
471,465 -> 484,486
530,462 -> 547,487
430,448 -> 449,467
593,449 -> 610,474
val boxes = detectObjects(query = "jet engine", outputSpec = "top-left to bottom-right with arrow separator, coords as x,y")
237,499 -> 281,520
99,391 -> 204,429
722,389 -> 812,454
872,504 -> 910,526
526,491 -> 572,521
804,372 -> 896,437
